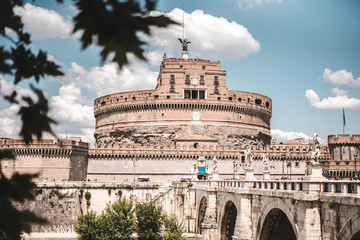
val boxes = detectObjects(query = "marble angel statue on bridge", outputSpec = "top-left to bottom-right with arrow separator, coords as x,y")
262,153 -> 269,171
309,133 -> 321,164
244,145 -> 254,168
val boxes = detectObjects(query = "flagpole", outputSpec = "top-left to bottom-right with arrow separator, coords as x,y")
343,108 -> 346,134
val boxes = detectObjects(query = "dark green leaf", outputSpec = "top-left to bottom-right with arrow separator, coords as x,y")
0,47 -> 12,74
4,90 -> 19,104
73,0 -> 178,69
18,85 -> 57,143
11,45 -> 63,84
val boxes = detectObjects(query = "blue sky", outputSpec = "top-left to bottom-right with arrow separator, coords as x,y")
0,0 -> 359,144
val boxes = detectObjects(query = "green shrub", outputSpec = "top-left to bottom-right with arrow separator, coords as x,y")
117,190 -> 122,198
85,191 -> 91,201
329,199 -> 338,209
33,188 -> 42,196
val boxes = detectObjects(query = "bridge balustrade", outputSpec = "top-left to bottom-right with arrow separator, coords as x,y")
192,180 -> 360,196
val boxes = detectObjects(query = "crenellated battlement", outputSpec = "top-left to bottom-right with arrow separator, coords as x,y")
90,142 -> 329,161
0,138 -> 89,154
328,134 -> 360,145
0,138 -> 89,181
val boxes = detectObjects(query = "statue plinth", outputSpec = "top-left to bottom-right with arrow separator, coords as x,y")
182,51 -> 189,59
308,161 -> 326,181
263,170 -> 270,180
212,171 -> 219,180
244,167 -> 255,180
192,169 -> 198,180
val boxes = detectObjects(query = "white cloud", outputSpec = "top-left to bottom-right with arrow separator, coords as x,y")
0,75 -> 36,100
323,68 -> 360,87
271,129 -> 311,143
50,83 -> 93,126
147,8 -> 260,60
0,77 -> 95,143
63,62 -> 158,97
305,89 -> 360,110
13,3 -> 73,39
331,87 -> 348,96
237,0 -> 283,9
271,129 -> 326,144
48,83 -> 95,144
0,107 -> 20,138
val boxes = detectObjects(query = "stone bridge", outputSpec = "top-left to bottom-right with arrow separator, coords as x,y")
176,179 -> 360,240
22,179 -> 360,240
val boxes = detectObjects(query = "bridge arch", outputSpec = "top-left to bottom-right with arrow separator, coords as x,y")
196,191 -> 209,234
339,213 -> 360,240
256,198 -> 298,240
197,197 -> 208,234
220,200 -> 237,240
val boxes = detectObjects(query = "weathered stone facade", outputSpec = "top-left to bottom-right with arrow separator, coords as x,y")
0,137 -> 89,181
94,57 -> 272,148
323,134 -> 360,179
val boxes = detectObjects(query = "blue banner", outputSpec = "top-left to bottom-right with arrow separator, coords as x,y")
198,167 -> 206,174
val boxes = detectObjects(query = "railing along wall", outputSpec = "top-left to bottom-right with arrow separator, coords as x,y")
192,180 -> 360,195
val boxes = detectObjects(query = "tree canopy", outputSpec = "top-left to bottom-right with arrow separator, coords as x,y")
75,198 -> 185,240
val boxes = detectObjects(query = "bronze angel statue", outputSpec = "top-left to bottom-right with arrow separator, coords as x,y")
178,38 -> 191,52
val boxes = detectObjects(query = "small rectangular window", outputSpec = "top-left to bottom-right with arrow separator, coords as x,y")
192,90 -> 198,99
186,75 -> 190,80
170,75 -> 175,80
184,90 -> 190,99
199,90 -> 205,99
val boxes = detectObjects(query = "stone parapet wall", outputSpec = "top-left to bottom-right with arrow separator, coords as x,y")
328,134 -> 360,145
0,138 -> 89,181
90,142 -> 329,160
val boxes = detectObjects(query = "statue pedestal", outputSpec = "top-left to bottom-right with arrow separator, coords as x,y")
308,161 -> 326,181
263,170 -> 270,180
212,172 -> 219,180
192,170 -> 198,181
182,51 -> 189,59
245,167 -> 255,180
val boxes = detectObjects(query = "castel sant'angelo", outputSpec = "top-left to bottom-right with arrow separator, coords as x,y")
1,40 -> 359,182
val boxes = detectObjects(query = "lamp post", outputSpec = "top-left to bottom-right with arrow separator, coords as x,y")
287,150 -> 292,180
133,156 -> 137,185
281,153 -> 287,180
354,153 -> 358,180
